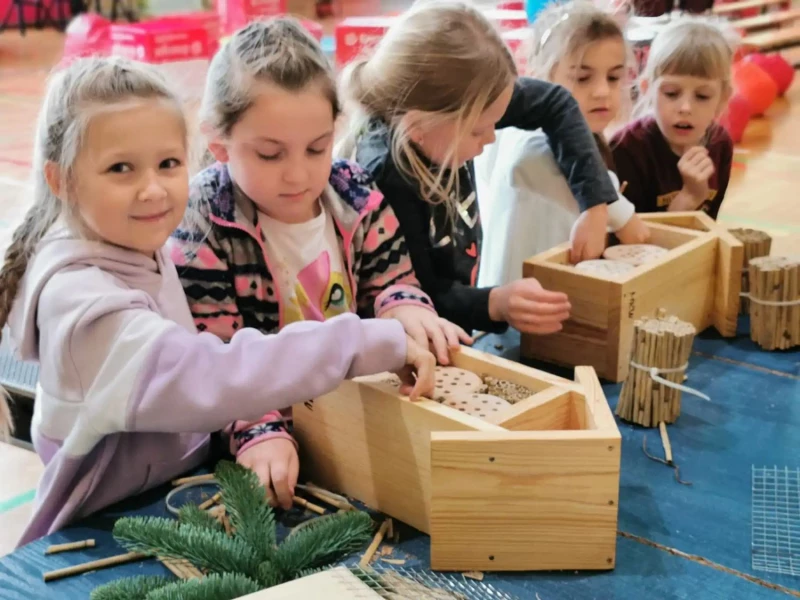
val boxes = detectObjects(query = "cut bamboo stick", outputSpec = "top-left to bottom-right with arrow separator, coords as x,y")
172,473 -> 215,487
359,519 -> 392,568
293,495 -> 326,515
299,483 -> 354,511
748,256 -> 800,350
729,228 -> 772,314
198,492 -> 221,511
45,539 -> 95,555
617,312 -> 697,427
43,552 -> 147,582
659,422 -> 673,465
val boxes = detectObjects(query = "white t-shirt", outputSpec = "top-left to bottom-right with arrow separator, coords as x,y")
258,205 -> 353,325
474,127 -> 635,288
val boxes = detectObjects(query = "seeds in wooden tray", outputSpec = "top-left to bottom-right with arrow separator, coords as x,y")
483,376 -> 533,404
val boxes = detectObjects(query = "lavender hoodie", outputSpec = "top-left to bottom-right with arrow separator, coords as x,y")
7,225 -> 408,547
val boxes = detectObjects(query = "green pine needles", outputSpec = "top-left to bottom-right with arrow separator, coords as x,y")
90,461 -> 375,600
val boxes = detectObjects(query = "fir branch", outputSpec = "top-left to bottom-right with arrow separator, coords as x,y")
272,511 -> 374,580
178,504 -> 225,532
113,516 -> 260,579
214,461 -> 276,562
90,575 -> 173,600
144,573 -> 261,600
256,561 -> 283,588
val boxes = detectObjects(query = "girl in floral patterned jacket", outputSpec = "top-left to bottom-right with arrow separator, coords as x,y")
170,18 -> 469,511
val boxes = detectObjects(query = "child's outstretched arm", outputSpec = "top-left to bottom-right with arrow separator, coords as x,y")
46,277 -> 433,443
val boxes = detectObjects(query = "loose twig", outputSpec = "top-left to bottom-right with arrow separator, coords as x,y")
43,552 -> 147,582
642,435 -> 692,486
198,492 -> 221,510
360,519 -> 392,567
293,495 -> 326,515
45,539 -> 95,555
172,473 -> 215,487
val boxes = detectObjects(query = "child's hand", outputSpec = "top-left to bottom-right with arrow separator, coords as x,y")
489,278 -> 571,335
382,306 -> 474,365
675,146 -> 714,210
237,438 -> 299,510
570,203 -> 608,263
614,214 -> 651,245
393,335 -> 436,400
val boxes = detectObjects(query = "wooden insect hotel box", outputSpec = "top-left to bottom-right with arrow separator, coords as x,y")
522,211 -> 744,382
293,347 -> 621,572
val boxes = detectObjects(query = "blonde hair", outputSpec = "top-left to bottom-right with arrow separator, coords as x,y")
200,16 -> 338,143
527,0 -> 628,79
528,0 -> 630,167
337,0 -> 517,211
635,16 -> 736,117
0,56 -> 185,441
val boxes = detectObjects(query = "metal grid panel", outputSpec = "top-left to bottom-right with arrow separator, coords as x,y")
752,466 -> 800,576
353,566 -> 521,600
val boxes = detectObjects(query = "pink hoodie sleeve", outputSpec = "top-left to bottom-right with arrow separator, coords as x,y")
66,300 -> 407,437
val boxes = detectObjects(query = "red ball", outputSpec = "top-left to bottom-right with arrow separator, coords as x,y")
745,53 -> 795,96
732,60 -> 778,116
718,92 -> 752,143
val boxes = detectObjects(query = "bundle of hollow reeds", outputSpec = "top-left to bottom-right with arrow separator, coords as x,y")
748,255 -> 800,351
616,313 -> 697,427
729,228 -> 772,314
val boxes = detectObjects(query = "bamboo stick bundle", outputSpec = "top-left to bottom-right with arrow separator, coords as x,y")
748,256 -> 800,350
729,228 -> 772,314
616,313 -> 697,427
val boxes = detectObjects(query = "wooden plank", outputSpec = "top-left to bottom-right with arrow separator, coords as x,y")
638,211 -> 711,231
495,387 -> 574,431
574,367 -> 620,433
429,430 -> 620,571
711,227 -> 745,337
732,7 -> 800,31
742,24 -> 800,51
293,381 -> 504,535
713,0 -> 785,16
523,254 -> 621,378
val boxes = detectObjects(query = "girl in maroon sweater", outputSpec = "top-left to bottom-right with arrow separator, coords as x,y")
611,18 -> 735,219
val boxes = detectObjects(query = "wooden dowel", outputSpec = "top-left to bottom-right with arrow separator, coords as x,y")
619,180 -> 628,195
43,552 -> 147,582
359,519 -> 392,568
45,539 -> 96,555
198,492 -> 221,511
172,473 -> 215,487
160,557 -> 190,580
300,485 -> 354,512
659,422 -> 673,465
293,496 -> 326,515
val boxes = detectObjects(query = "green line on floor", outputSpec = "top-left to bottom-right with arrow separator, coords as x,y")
0,489 -> 35,514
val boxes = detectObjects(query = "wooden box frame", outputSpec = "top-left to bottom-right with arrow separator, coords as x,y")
293,347 -> 621,572
521,211 -> 743,382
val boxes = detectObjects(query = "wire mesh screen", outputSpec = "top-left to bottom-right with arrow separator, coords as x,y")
352,566 -> 521,600
752,466 -> 800,577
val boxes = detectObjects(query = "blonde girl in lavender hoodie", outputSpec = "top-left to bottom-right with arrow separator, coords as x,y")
0,56 -> 435,547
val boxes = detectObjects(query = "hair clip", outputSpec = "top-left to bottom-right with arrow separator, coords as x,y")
538,13 -> 570,53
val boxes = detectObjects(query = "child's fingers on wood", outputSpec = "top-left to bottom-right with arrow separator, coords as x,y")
424,323 -> 450,365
